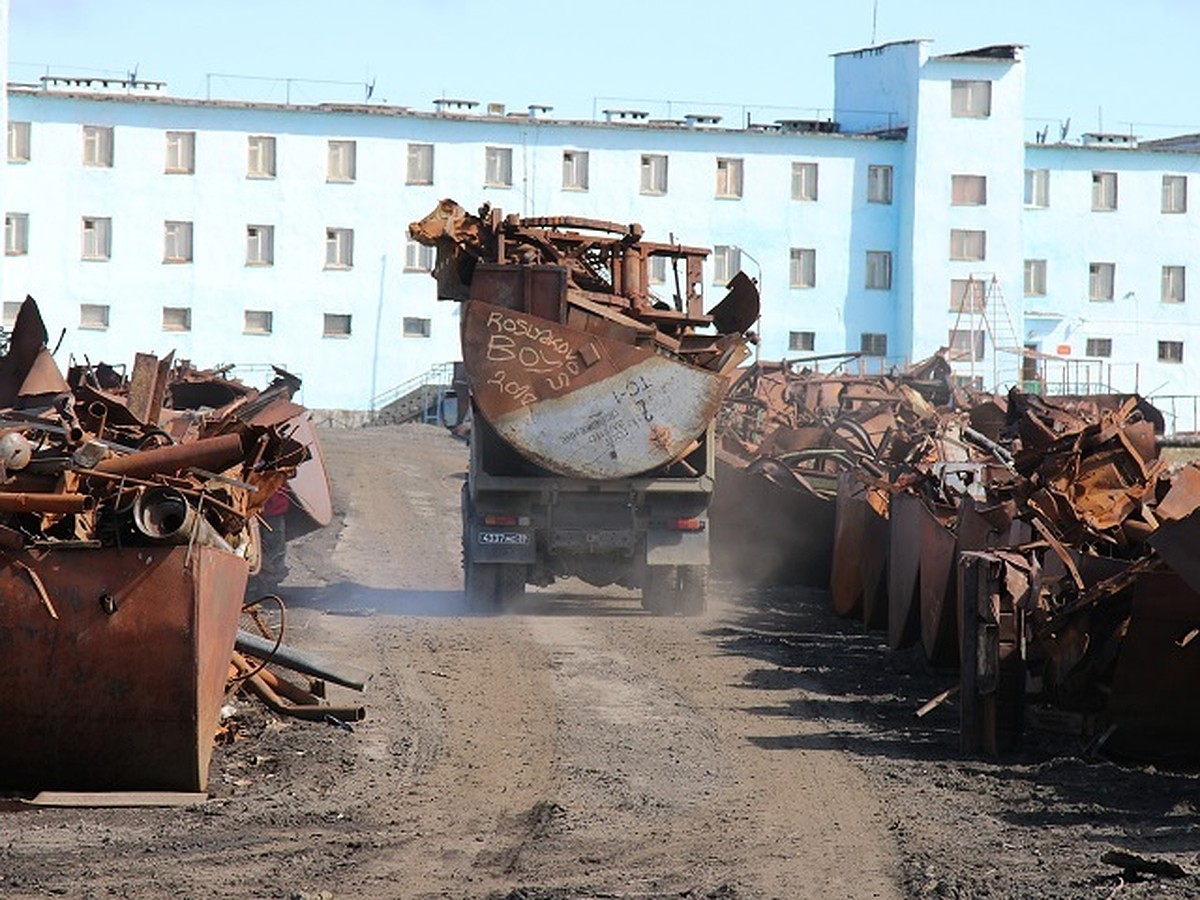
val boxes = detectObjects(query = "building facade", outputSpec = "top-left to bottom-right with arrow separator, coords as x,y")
4,40 -> 1199,428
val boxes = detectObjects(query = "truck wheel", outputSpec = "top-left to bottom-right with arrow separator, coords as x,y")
497,564 -> 526,609
642,565 -> 678,616
465,561 -> 504,615
678,565 -> 709,616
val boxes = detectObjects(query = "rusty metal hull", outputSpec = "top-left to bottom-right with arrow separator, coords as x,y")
0,545 -> 247,792
888,493 -> 923,650
463,300 -> 727,479
830,473 -> 866,618
860,500 -> 890,631
919,502 -> 959,667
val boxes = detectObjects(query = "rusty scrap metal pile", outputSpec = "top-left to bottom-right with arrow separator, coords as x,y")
715,353 -> 1200,758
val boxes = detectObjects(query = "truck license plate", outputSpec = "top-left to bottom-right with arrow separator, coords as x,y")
479,531 -> 529,546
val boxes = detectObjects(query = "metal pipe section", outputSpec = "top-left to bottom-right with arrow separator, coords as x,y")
0,492 -> 93,513
95,433 -> 245,479
235,629 -> 371,691
132,486 -> 234,553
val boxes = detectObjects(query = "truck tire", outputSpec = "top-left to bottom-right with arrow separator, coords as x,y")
642,565 -> 679,616
465,560 -> 503,615
678,565 -> 708,616
497,564 -> 526,608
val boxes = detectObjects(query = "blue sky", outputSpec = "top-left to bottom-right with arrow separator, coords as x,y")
7,0 -> 1199,140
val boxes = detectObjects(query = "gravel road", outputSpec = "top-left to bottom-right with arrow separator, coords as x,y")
1,423 -> 1197,900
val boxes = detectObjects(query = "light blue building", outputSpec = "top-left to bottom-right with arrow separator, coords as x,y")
4,37 -> 1199,429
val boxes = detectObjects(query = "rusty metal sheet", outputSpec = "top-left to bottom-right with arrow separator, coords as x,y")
282,413 -> 334,529
888,492 -> 924,650
830,472 -> 866,618
919,502 -> 959,667
860,497 -> 890,631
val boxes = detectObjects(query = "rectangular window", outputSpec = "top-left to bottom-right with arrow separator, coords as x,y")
951,174 -> 987,206
1089,262 -> 1115,301
788,331 -> 815,352
406,143 -> 434,184
951,80 -> 992,117
562,150 -> 589,190
485,146 -> 513,187
162,306 -> 192,332
865,251 -> 892,290
716,157 -> 743,198
246,225 -> 274,265
948,329 -> 985,361
81,216 -> 112,260
867,165 -> 893,204
2,302 -> 20,327
7,121 -> 30,162
405,237 -> 435,272
1024,168 -> 1050,208
861,333 -> 888,357
244,310 -> 273,334
327,140 -> 356,182
791,162 -> 818,201
789,248 -> 816,289
1092,171 -> 1118,211
325,227 -> 354,268
82,125 -> 113,167
950,229 -> 986,261
641,154 -> 668,194
1163,265 -> 1186,303
323,313 -> 352,337
950,278 -> 986,313
1024,259 -> 1047,297
712,245 -> 741,285
79,303 -> 110,330
1086,338 -> 1112,358
247,135 -> 276,178
163,220 -> 193,263
1163,175 -> 1188,214
403,317 -> 432,338
648,256 -> 667,284
1159,340 -> 1184,363
165,131 -> 195,174
5,213 -> 29,255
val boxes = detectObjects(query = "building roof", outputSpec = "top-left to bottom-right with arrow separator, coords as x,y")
933,44 -> 1024,62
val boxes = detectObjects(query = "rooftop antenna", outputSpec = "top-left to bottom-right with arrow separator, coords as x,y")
871,0 -> 879,44
1059,117 -> 1071,141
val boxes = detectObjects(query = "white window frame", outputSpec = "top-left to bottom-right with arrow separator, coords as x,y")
562,150 -> 589,191
323,313 -> 352,338
950,79 -> 992,118
1086,338 -> 1112,358
867,165 -> 893,204
7,121 -> 30,162
950,229 -> 986,261
246,225 -> 274,266
789,248 -> 816,289
641,154 -> 668,194
406,143 -> 434,185
861,333 -> 888,357
951,174 -> 987,206
865,251 -> 892,290
485,146 -> 513,187
1092,171 -> 1118,211
161,306 -> 192,332
1159,340 -> 1184,364
1024,259 -> 1047,297
1163,175 -> 1187,214
712,245 -> 741,285
5,213 -> 29,256
325,227 -> 354,269
951,278 -> 986,313
81,216 -> 112,260
402,317 -> 432,338
163,220 -> 193,263
716,157 -> 743,199
327,140 -> 357,182
405,237 -> 435,272
165,131 -> 195,174
1089,262 -> 1115,301
79,303 -> 110,330
948,329 -> 986,362
82,125 -> 113,167
1163,265 -> 1186,304
247,135 -> 276,178
791,162 -> 818,201
788,331 -> 815,353
1024,168 -> 1050,208
244,310 -> 273,335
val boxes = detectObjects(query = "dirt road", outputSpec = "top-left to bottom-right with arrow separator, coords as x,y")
1,424 -> 1197,899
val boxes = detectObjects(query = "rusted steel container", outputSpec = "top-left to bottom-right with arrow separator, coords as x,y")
888,492 -> 924,650
0,544 -> 246,792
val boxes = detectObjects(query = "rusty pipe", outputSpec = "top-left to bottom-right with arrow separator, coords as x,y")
132,486 -> 234,553
234,660 -> 366,723
94,432 -> 245,479
0,492 -> 93,514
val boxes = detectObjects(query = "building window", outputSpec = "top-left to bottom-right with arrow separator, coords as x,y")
641,154 -> 668,194
951,174 -> 987,206
7,121 -> 30,162
1163,265 -> 1186,304
951,80 -> 991,118
867,165 -> 893,204
1089,262 -> 1115,301
82,125 -> 113,167
951,278 -> 986,312
323,313 -> 352,337
162,220 -> 193,263
1163,175 -> 1188,214
791,162 -> 818,201
950,229 -> 986,261
5,213 -> 29,256
406,143 -> 434,184
788,331 -> 815,352
1024,168 -> 1050,208
162,306 -> 192,332
562,150 -> 589,190
865,251 -> 892,290
1,302 -> 20,327
405,237 -> 435,272
1086,338 -> 1112,358
403,317 -> 432,338
485,146 -> 513,187
1159,340 -> 1184,363
246,225 -> 274,265
325,227 -> 354,269
712,245 -> 741,285
861,333 -> 888,357
948,329 -> 985,361
1024,259 -> 1047,297
244,310 -> 273,334
165,131 -> 195,174
1092,171 -> 1118,211
716,157 -> 743,198
79,303 -> 110,330
789,248 -> 816,289
648,256 -> 667,284
327,140 -> 356,182
248,135 -> 276,178
81,217 -> 112,260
